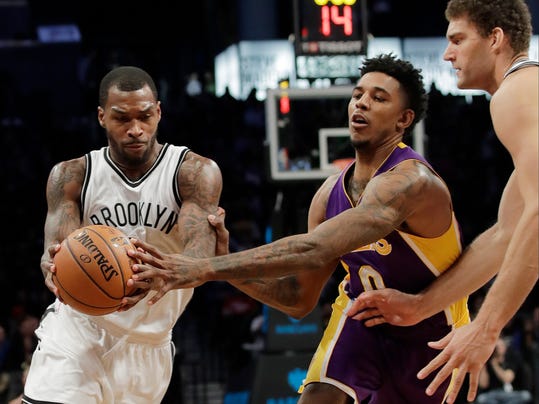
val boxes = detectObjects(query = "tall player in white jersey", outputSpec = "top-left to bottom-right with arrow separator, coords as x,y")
348,0 -> 538,403
22,66 -> 223,403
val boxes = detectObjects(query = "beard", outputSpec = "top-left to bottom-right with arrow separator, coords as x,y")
350,139 -> 370,150
107,132 -> 157,167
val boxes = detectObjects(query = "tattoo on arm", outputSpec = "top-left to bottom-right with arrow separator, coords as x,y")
236,276 -> 303,307
46,160 -> 85,241
361,161 -> 430,229
177,153 -> 223,258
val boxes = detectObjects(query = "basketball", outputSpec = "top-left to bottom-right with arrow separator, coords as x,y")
52,224 -> 138,316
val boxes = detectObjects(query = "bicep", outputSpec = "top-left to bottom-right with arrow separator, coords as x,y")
177,155 -> 223,257
312,163 -> 431,255
515,146 -> 539,208
44,160 -> 85,245
357,163 -> 429,230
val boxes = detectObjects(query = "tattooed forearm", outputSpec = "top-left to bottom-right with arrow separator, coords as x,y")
181,220 -> 216,259
207,235 -> 326,281
234,276 -> 303,307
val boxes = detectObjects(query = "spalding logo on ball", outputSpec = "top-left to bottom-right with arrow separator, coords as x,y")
53,224 -> 138,316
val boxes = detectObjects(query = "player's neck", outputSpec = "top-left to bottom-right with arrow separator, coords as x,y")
113,143 -> 163,181
500,52 -> 528,79
489,52 -> 528,95
506,53 -> 529,71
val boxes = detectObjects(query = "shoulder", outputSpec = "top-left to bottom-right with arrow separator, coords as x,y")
493,65 -> 538,109
312,172 -> 341,206
177,150 -> 223,203
369,159 -> 449,201
491,66 -> 538,148
179,150 -> 221,180
48,156 -> 86,184
46,156 -> 86,202
387,159 -> 440,184
308,172 -> 341,228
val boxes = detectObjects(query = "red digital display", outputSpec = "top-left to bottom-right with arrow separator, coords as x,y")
321,4 -> 353,37
295,0 -> 367,55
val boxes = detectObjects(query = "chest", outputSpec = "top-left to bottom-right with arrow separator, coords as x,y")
346,176 -> 369,206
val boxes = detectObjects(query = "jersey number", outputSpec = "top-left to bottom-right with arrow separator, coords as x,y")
358,265 -> 385,291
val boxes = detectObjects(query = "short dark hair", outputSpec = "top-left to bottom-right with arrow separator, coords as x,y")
359,53 -> 428,136
445,0 -> 532,54
98,66 -> 158,107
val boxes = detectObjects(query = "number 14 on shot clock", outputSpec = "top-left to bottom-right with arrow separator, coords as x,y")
318,0 -> 356,37
294,0 -> 368,55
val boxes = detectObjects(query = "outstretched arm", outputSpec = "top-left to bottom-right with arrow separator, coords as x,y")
128,160 -> 453,313
194,177 -> 339,319
218,177 -> 340,319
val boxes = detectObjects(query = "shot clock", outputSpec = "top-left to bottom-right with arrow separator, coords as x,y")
293,0 -> 368,56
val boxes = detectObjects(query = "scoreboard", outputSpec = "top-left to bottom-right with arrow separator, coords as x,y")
293,0 -> 368,79
294,0 -> 368,56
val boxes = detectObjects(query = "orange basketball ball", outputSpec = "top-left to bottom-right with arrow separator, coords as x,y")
52,224 -> 138,316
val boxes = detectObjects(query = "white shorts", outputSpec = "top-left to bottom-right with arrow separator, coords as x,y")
23,301 -> 174,404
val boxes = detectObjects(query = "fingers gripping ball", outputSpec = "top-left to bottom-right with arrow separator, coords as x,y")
52,225 -> 138,316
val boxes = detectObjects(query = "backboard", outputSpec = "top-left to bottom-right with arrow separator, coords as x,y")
265,85 -> 355,182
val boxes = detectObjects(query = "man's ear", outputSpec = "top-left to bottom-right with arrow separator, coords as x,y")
97,106 -> 105,127
490,27 -> 505,54
396,109 -> 415,132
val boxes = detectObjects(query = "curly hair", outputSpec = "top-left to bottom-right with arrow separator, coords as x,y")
445,0 -> 532,54
359,53 -> 428,136
98,66 -> 158,107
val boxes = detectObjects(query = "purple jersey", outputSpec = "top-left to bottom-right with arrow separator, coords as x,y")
300,142 -> 470,403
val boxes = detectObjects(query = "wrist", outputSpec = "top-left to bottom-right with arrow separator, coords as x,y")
201,258 -> 215,282
413,292 -> 431,320
473,311 -> 504,342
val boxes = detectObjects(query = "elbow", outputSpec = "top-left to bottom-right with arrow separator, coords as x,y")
272,306 -> 312,320
293,233 -> 337,269
490,222 -> 513,247
275,294 -> 319,320
277,291 -> 321,320
288,299 -> 319,320
492,204 -> 538,244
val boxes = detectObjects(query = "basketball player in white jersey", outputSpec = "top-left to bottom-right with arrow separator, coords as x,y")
347,0 -> 538,402
22,66 -> 224,403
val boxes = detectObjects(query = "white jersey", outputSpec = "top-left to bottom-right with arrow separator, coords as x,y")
24,143 -> 193,403
77,143 -> 193,342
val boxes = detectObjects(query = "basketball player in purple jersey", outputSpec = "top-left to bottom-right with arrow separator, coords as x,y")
347,1 -> 538,402
126,54 -> 470,403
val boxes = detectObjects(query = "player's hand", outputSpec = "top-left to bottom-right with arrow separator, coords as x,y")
127,238 -> 209,305
417,322 -> 497,403
42,244 -> 61,299
346,288 -> 423,326
208,207 -> 229,256
118,285 -> 152,311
